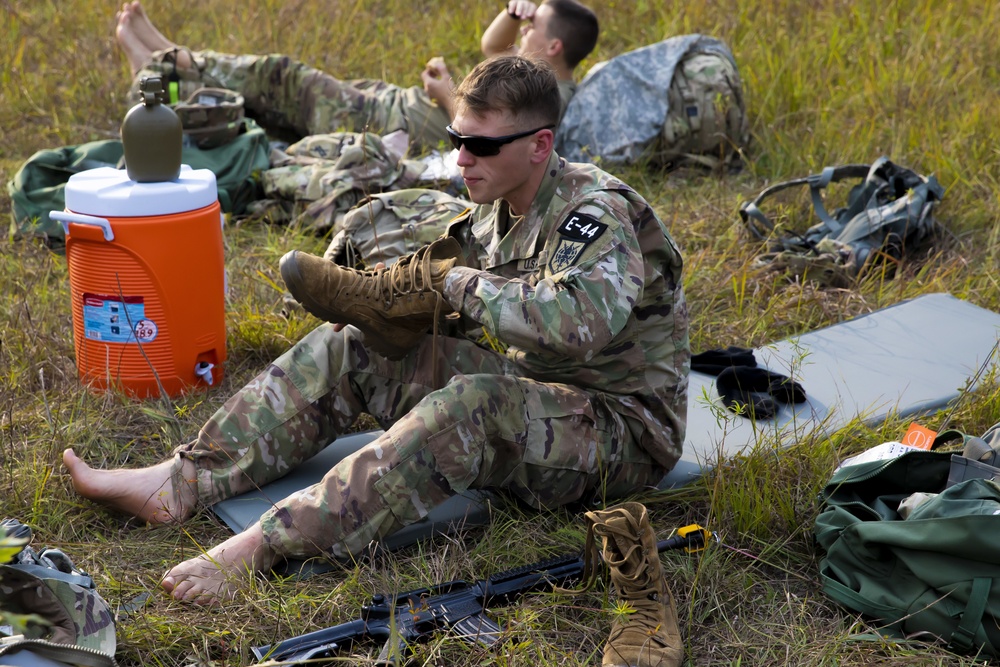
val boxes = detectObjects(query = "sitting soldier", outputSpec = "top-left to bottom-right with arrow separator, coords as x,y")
65,54 -> 689,667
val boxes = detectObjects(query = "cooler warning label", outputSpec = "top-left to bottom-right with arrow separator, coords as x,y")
82,293 -> 158,343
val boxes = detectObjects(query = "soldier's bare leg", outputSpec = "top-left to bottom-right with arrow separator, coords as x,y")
62,449 -> 198,525
156,336 -> 510,604
138,349 -> 660,604
115,3 -> 156,75
65,443 -> 280,603
160,523 -> 279,604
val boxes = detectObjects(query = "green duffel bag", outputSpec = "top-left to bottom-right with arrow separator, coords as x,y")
8,118 -> 270,245
814,430 -> 1000,657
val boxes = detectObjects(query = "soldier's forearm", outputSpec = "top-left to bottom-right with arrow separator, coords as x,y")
481,9 -> 521,57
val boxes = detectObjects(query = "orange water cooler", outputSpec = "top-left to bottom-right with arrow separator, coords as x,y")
52,165 -> 226,398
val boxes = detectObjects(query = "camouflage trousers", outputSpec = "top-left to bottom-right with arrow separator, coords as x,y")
175,324 -> 665,560
134,49 -> 452,152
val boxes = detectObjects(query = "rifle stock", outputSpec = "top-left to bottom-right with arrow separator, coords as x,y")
252,526 -> 710,665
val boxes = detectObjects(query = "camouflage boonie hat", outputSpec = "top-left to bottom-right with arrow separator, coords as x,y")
174,87 -> 245,149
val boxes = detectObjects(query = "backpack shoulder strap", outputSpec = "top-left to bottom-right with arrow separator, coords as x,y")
739,164 -> 871,241
6,562 -> 95,589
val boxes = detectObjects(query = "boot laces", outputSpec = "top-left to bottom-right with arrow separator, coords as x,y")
556,509 -> 651,594
348,242 -> 442,307
560,509 -> 666,632
348,240 -> 455,375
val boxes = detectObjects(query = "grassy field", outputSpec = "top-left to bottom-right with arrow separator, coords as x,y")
4,0 -> 1000,665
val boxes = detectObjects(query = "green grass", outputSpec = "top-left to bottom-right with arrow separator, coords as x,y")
4,0 -> 1000,665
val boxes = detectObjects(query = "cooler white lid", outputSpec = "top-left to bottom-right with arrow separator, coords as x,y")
64,165 -> 218,217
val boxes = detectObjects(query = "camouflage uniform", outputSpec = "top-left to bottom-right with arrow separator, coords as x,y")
324,189 -> 472,267
134,49 -> 578,154
261,132 -> 431,232
175,152 -> 689,561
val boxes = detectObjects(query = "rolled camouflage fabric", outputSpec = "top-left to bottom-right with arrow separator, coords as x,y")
263,132 -> 429,232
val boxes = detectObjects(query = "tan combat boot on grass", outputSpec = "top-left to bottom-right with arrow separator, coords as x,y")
280,236 -> 464,359
586,502 -> 684,667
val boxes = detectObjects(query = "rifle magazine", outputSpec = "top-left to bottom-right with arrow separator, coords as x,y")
452,614 -> 503,647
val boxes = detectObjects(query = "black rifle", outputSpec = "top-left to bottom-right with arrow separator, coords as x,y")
252,524 -> 712,665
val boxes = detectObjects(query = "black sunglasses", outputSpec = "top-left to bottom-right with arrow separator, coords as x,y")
446,124 -> 555,157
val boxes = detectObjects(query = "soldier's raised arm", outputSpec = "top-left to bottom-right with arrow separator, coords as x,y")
481,1 -> 537,57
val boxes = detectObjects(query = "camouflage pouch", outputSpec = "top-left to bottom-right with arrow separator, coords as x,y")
0,520 -> 116,667
130,47 -> 223,107
662,48 -> 749,168
740,157 -> 945,287
174,87 -> 246,149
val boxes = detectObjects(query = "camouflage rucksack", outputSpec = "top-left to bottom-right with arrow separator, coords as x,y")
0,519 -> 116,667
556,34 -> 749,169
740,157 -> 946,287
324,188 -> 472,268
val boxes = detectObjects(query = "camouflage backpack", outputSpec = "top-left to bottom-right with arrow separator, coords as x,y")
0,520 -> 117,667
556,34 -> 749,169
324,188 -> 472,268
739,157 -> 946,287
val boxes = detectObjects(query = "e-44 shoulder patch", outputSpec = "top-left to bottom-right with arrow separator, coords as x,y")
548,211 -> 609,273
556,212 -> 608,241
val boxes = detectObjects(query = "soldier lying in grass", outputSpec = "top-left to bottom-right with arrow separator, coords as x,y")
113,0 -> 598,153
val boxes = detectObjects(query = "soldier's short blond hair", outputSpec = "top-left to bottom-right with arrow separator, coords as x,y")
454,56 -> 561,129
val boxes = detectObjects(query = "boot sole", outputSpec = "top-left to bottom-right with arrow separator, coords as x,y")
280,251 -> 425,360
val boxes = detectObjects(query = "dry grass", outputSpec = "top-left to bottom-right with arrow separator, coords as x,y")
3,0 -> 1000,665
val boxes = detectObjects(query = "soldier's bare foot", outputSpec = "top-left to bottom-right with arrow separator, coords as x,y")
160,526 -> 279,604
115,2 -> 156,75
129,0 -> 175,52
126,1 -> 194,69
62,449 -> 197,525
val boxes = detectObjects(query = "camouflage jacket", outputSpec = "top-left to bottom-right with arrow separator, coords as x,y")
443,152 -> 690,470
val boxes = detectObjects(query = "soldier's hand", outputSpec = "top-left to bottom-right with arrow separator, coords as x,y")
422,57 -> 450,80
421,57 -> 454,107
506,0 -> 537,20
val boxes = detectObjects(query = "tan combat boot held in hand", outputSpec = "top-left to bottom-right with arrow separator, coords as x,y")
280,236 -> 465,359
